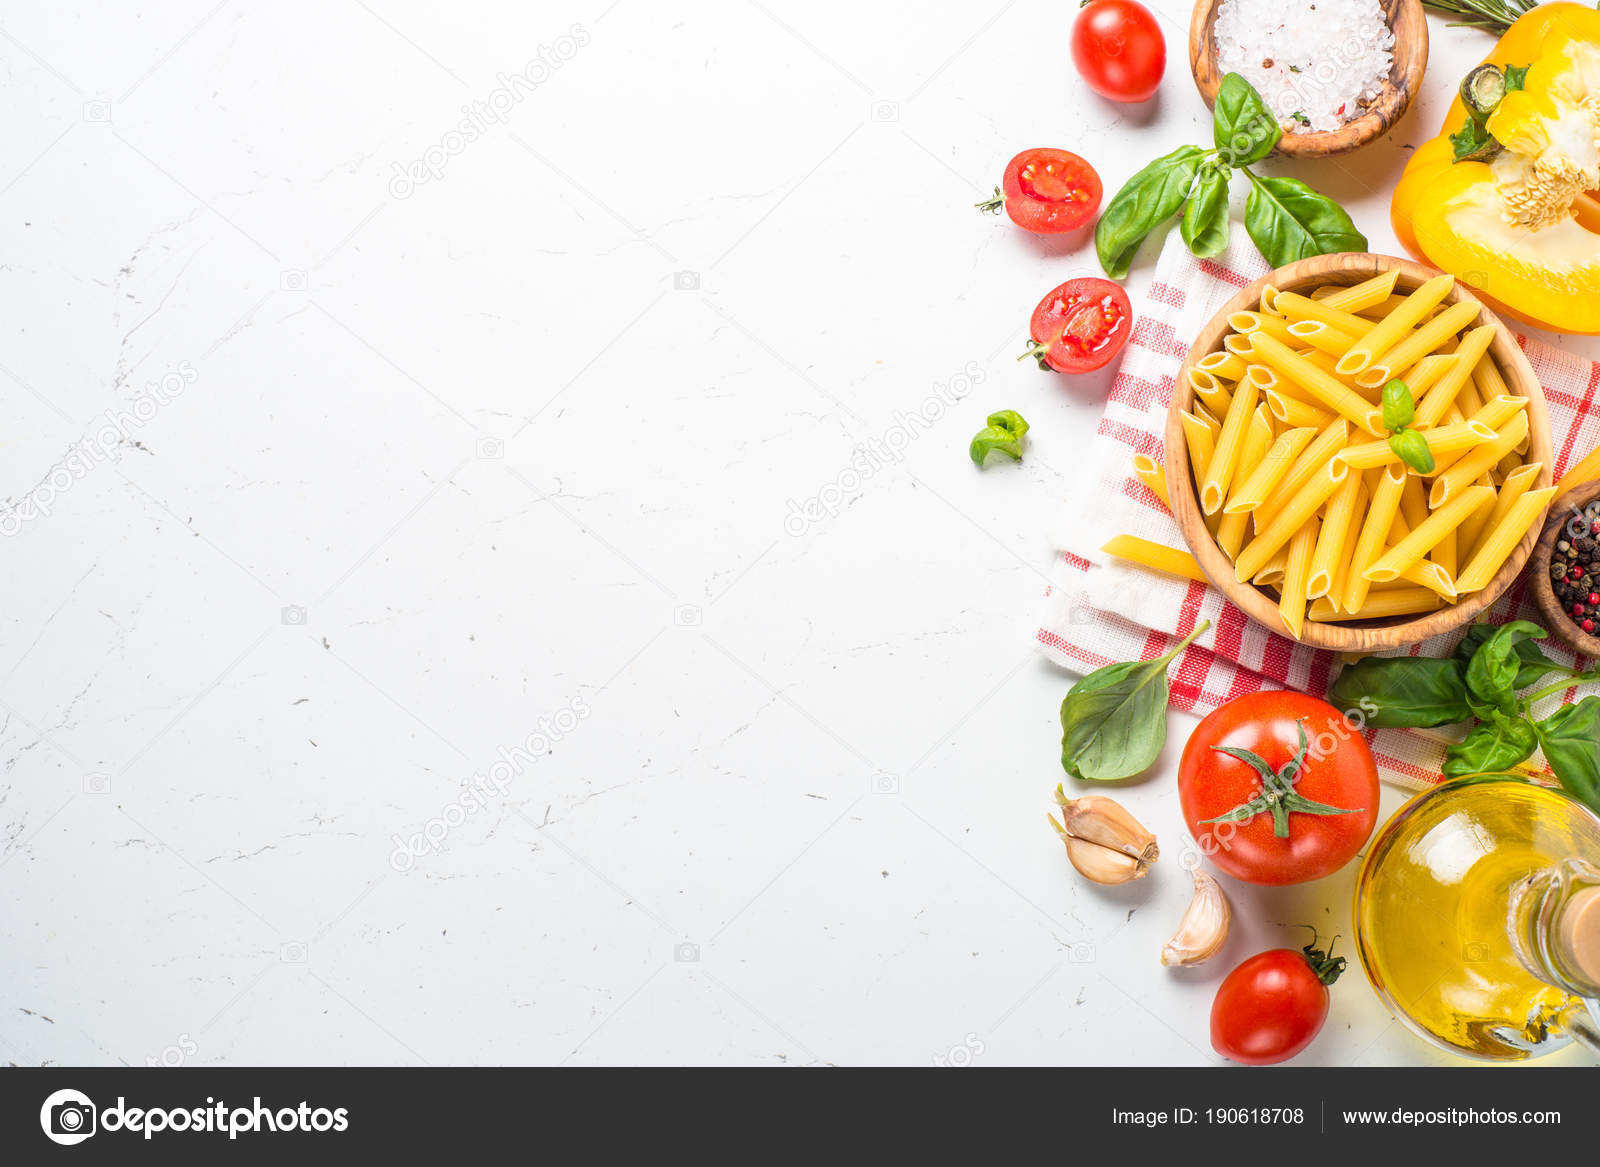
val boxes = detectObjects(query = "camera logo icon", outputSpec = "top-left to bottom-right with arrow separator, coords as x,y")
870,773 -> 900,795
673,941 -> 700,962
870,100 -> 900,122
1462,940 -> 1489,962
280,940 -> 308,963
40,1088 -> 96,1146
83,773 -> 111,795
673,270 -> 700,291
673,604 -> 702,627
280,604 -> 308,626
82,100 -> 111,123
476,437 -> 504,460
1067,942 -> 1096,963
280,269 -> 309,292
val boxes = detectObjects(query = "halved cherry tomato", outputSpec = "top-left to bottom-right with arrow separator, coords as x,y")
1211,938 -> 1345,1065
978,149 -> 1102,234
1021,277 -> 1131,374
1178,691 -> 1378,886
1071,0 -> 1165,104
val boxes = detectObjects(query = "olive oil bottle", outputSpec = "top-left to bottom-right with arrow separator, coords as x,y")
1354,777 -> 1600,1060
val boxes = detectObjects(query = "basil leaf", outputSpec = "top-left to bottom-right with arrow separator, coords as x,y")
968,409 -> 1029,466
1387,428 -> 1435,474
1442,712 -> 1537,779
1212,73 -> 1280,164
1454,622 -> 1562,690
1242,173 -> 1367,267
1095,145 -> 1206,280
1466,620 -> 1547,716
1180,165 -> 1231,258
1327,656 -> 1472,728
1533,696 -> 1600,814
1380,380 -> 1415,433
1060,623 -> 1209,780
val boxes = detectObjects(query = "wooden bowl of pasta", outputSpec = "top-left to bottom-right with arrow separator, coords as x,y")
1163,252 -> 1554,651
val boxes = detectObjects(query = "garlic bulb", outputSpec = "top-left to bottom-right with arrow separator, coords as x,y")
1161,868 -> 1231,966
1049,786 -> 1158,885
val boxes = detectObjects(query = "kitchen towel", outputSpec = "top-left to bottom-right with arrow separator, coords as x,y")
1034,230 -> 1600,791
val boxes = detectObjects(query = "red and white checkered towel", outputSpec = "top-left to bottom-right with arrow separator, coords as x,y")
1034,231 -> 1600,791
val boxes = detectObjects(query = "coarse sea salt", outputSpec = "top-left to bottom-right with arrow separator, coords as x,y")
1213,0 -> 1394,134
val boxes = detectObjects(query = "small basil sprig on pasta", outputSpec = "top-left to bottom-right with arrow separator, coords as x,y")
1380,379 -> 1436,474
1095,73 -> 1364,278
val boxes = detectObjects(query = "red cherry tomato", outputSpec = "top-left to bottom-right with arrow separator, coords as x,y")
1178,691 -> 1378,886
1070,0 -> 1166,104
1211,940 -> 1345,1065
982,148 -> 1102,234
1022,277 -> 1131,375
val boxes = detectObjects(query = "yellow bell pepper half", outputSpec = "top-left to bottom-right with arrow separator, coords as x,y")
1392,3 -> 1600,334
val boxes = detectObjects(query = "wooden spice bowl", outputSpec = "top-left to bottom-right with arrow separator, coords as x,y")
1532,479 -> 1600,659
1188,0 -> 1428,158
1165,252 -> 1554,652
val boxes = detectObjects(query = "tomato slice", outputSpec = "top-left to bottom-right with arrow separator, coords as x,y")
1000,149 -> 1101,234
1024,277 -> 1132,374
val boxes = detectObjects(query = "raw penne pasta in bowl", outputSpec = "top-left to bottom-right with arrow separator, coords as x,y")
1149,254 -> 1554,651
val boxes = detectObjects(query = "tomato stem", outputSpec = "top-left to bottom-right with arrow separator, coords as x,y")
1016,340 -> 1052,371
1298,930 -> 1347,986
1199,718 -> 1363,838
974,187 -> 1005,215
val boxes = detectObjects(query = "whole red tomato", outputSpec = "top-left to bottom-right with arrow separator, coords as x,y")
1178,691 -> 1378,886
1211,939 -> 1345,1065
1070,0 -> 1166,104
980,148 -> 1102,234
1021,277 -> 1132,375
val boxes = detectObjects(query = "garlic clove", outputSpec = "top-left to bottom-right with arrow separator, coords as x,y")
1160,868 -> 1231,966
1063,835 -> 1149,884
1052,785 -> 1160,866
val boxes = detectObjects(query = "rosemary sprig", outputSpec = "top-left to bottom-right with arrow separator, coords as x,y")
1421,0 -> 1538,34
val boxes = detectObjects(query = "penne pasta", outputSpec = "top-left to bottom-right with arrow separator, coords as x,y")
1252,420 -> 1348,528
1197,351 -> 1247,382
1429,409 -> 1529,507
1201,377 -> 1261,514
1217,406 -> 1273,559
1343,464 -> 1407,615
1309,587 -> 1442,622
1252,546 -> 1289,586
1280,518 -> 1319,638
1336,273 -> 1455,376
1556,443 -> 1600,496
1432,394 -> 1528,475
1364,485 -> 1496,582
1402,559 -> 1458,599
1247,333 -> 1385,435
1466,461 -> 1542,562
1265,388 -> 1335,429
1315,269 -> 1401,314
1275,292 -> 1373,338
1336,421 -> 1496,470
1286,319 -> 1360,360
1131,452 -> 1170,509
1223,332 -> 1255,358
1181,409 -> 1218,483
1235,458 -> 1350,582
1455,481 -> 1500,560
1189,369 -> 1233,418
1454,487 -> 1558,593
1101,535 -> 1209,583
1226,425 -> 1317,514
1326,480 -> 1369,612
1355,300 -> 1482,389
1412,325 -> 1496,428
1230,311 -> 1297,348
1400,473 -> 1429,531
1308,469 -> 1362,599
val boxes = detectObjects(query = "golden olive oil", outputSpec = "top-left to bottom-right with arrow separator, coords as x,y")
1355,778 -> 1600,1060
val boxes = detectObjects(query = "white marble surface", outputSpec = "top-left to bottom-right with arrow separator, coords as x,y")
2,0 -> 1597,1067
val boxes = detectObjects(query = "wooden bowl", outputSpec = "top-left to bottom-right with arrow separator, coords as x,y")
1531,480 -> 1600,659
1188,0 -> 1428,158
1165,252 -> 1554,651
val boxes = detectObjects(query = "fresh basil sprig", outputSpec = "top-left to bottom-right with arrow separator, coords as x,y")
969,410 -> 1029,466
1328,620 -> 1600,812
1061,621 -> 1210,780
1095,73 -> 1364,278
1379,379 -> 1436,473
